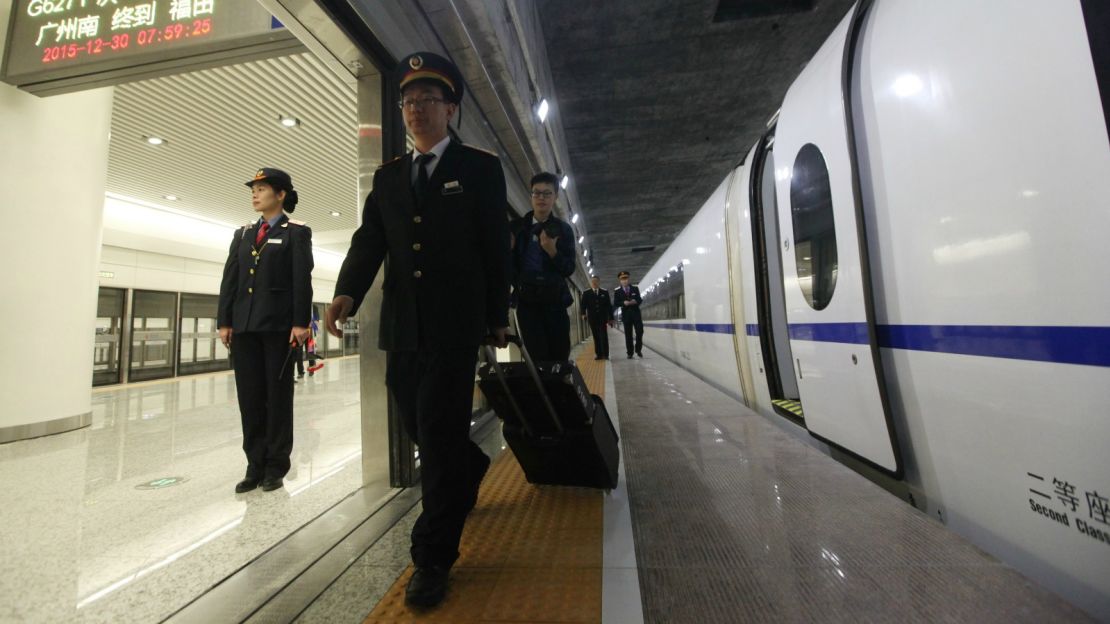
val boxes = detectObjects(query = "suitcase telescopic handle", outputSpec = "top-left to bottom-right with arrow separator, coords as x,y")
484,334 -> 565,435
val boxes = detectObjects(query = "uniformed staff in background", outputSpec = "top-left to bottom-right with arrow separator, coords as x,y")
218,168 -> 314,494
325,52 -> 510,609
580,276 -> 613,360
612,270 -> 644,358
511,172 -> 576,361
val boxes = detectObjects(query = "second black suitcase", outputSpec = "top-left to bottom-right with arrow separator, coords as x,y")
478,337 -> 619,489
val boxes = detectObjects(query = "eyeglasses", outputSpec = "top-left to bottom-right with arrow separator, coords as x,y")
530,190 -> 554,198
398,96 -> 447,110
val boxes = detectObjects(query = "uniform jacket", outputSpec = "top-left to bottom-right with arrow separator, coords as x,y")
611,284 -> 643,322
334,140 -> 510,351
218,214 -> 314,333
510,211 -> 576,308
580,288 -> 613,323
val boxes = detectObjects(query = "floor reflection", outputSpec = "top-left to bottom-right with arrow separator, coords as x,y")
0,356 -> 364,623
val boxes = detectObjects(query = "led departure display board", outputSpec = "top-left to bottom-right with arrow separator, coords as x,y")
2,1 -> 294,93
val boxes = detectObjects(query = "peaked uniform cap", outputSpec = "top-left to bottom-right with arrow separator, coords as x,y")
245,167 -> 293,191
398,52 -> 464,103
618,271 -> 631,279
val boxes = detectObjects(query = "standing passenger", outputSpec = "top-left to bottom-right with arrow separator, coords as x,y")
511,172 -> 576,361
218,168 -> 314,493
324,52 -> 510,608
612,270 -> 643,358
580,276 -> 613,360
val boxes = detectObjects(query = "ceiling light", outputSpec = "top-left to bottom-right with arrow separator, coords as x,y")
577,236 -> 584,244
279,116 -> 300,128
587,260 -> 591,267
537,98 -> 549,122
330,211 -> 341,217
163,195 -> 178,201
560,175 -> 569,189
571,213 -> 579,224
145,136 -> 166,146
583,248 -> 588,257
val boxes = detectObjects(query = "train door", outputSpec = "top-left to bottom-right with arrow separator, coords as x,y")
772,3 -> 901,476
93,287 -> 126,386
748,133 -> 804,422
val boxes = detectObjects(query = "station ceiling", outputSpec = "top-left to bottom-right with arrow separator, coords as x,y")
536,0 -> 856,282
106,51 -> 361,254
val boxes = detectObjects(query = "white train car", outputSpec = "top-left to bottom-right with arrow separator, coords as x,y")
638,0 -> 1110,618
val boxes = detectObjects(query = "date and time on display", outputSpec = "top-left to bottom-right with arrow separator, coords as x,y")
40,18 -> 213,63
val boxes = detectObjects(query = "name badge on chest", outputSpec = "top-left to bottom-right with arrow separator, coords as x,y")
441,180 -> 463,195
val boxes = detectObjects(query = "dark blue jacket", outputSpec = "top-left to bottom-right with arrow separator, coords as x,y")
219,214 -> 314,332
511,211 -> 576,308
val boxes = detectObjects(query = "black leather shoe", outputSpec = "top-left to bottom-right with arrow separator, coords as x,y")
637,352 -> 643,358
594,356 -> 601,360
235,477 -> 260,493
405,566 -> 449,608
261,477 -> 284,492
627,354 -> 633,359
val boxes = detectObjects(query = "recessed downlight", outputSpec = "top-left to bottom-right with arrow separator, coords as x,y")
330,211 -> 341,217
145,136 -> 166,146
279,116 -> 300,128
164,195 -> 178,201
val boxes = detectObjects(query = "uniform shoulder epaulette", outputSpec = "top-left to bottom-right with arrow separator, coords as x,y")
461,143 -> 499,158
287,219 -> 307,226
377,155 -> 404,169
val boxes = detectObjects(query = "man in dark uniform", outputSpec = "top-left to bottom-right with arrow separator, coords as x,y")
324,52 -> 509,608
612,270 -> 644,358
511,172 -> 576,361
218,168 -> 313,493
580,276 -> 613,360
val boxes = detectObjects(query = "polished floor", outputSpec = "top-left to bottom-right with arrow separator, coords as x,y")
0,357 -> 365,623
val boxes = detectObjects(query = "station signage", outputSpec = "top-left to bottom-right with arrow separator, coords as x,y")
2,1 -> 296,94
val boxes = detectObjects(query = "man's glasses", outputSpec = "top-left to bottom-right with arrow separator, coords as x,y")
530,190 -> 554,198
398,96 -> 447,110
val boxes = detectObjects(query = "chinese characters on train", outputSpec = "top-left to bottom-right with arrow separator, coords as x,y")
28,1 -> 217,64
1027,472 -> 1110,547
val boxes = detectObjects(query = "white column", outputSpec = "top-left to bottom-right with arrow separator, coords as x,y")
0,0 -> 114,442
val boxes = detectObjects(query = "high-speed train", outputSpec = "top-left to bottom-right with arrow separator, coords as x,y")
632,1 -> 1109,618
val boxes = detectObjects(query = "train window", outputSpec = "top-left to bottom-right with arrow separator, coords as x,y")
789,143 -> 837,310
642,265 -> 686,320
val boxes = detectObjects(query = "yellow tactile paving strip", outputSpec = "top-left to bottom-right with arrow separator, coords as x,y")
365,351 -> 607,623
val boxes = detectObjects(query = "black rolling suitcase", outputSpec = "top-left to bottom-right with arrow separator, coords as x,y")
478,336 -> 619,489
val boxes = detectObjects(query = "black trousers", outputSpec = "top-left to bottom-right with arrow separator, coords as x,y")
623,317 -> 644,355
588,318 -> 609,357
232,331 -> 295,479
294,343 -> 305,376
387,348 -> 488,569
516,304 -> 570,361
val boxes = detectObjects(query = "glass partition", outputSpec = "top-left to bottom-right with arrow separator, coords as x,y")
129,290 -> 178,382
93,287 -> 126,386
178,293 -> 228,375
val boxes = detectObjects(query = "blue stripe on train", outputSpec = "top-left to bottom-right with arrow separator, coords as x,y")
644,321 -> 1110,367
642,322 -> 735,334
877,324 -> 1110,368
